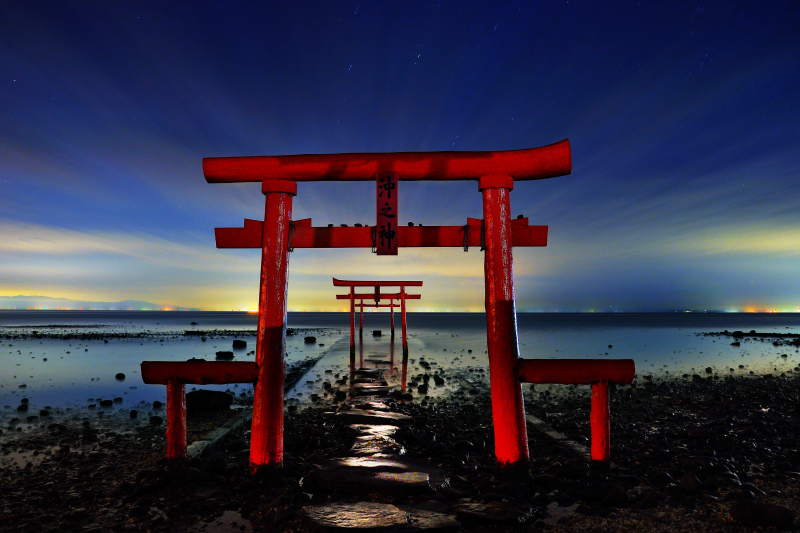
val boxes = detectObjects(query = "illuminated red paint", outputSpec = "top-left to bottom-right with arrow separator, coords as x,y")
517,358 -> 635,462
517,359 -> 635,385
215,218 -> 547,249
203,140 -> 572,182
591,381 -> 610,461
141,361 -> 259,461
480,175 -> 528,465
250,180 -> 295,471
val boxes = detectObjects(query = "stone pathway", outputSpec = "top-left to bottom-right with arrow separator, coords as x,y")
301,366 -> 462,531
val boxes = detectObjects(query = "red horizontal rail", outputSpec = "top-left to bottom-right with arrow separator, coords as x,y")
141,361 -> 258,385
336,294 -> 421,300
203,140 -> 571,183
216,218 -> 547,249
517,359 -> 635,385
332,278 -> 423,287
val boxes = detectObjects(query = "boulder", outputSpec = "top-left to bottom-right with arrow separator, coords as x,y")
215,351 -> 234,360
232,340 -> 247,349
730,500 -> 794,529
186,390 -> 232,413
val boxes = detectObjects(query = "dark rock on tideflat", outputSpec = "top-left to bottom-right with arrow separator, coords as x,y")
153,401 -> 163,409
150,416 -> 163,426
215,351 -> 234,360
453,502 -> 536,524
232,340 -> 247,349
304,336 -> 317,343
730,500 -> 795,529
186,390 -> 232,413
373,330 -> 382,336
99,400 -> 113,408
115,373 -> 125,381
130,410 -> 137,418
679,474 -> 703,494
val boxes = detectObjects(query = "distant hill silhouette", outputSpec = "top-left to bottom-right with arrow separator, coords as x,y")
0,295 -> 199,311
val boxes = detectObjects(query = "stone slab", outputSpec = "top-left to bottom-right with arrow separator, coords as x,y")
349,424 -> 399,438
352,368 -> 384,377
328,409 -> 411,425
351,435 -> 405,456
302,502 -> 407,530
353,385 -> 395,397
303,502 -> 460,531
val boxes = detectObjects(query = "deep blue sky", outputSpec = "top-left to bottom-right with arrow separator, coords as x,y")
2,1 -> 799,311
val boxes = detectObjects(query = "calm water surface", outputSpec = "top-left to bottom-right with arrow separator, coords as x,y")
1,311 -> 799,422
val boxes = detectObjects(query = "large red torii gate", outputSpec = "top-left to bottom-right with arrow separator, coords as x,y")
206,140 -> 572,470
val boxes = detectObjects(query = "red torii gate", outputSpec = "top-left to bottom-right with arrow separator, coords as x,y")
206,140 -> 571,470
332,278 -> 421,356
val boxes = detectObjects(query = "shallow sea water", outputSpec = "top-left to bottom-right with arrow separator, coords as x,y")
1,311 -> 799,435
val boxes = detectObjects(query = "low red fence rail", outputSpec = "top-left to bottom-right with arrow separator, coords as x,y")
517,358 -> 635,462
141,361 -> 258,461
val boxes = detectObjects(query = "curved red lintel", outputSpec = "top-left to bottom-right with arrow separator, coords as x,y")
204,139 -> 571,183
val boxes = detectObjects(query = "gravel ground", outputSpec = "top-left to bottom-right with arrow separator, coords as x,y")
1,370 -> 799,532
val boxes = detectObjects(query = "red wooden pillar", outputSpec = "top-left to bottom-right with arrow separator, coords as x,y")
389,334 -> 395,376
400,287 -> 409,357
166,378 -> 186,462
250,179 -> 295,471
591,381 -> 610,461
359,304 -> 363,337
390,300 -> 395,337
349,288 -> 355,356
480,174 -> 528,465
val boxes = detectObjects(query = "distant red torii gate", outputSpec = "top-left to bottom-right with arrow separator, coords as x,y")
332,278 -> 421,356
205,140 -> 572,471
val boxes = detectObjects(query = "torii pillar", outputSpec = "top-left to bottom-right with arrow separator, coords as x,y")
251,180 -> 295,468
480,174 -> 528,464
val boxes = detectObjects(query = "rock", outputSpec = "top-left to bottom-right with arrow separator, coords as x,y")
679,474 -> 703,494
153,400 -> 163,409
130,410 -> 138,418
186,390 -> 232,413
232,340 -> 247,349
304,336 -> 317,343
215,351 -> 234,360
99,400 -> 114,407
453,502 -> 536,524
115,373 -> 126,381
730,500 -> 795,529
373,330 -> 382,337
150,416 -> 163,426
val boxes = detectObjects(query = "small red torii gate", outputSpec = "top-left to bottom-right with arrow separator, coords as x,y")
205,140 -> 572,470
332,278 -> 421,356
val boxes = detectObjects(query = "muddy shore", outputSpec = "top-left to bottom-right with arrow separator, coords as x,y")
2,365 -> 799,532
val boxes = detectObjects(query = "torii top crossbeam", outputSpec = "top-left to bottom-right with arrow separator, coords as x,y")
204,140 -> 571,182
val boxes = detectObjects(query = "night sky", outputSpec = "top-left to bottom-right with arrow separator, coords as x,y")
2,1 -> 799,312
